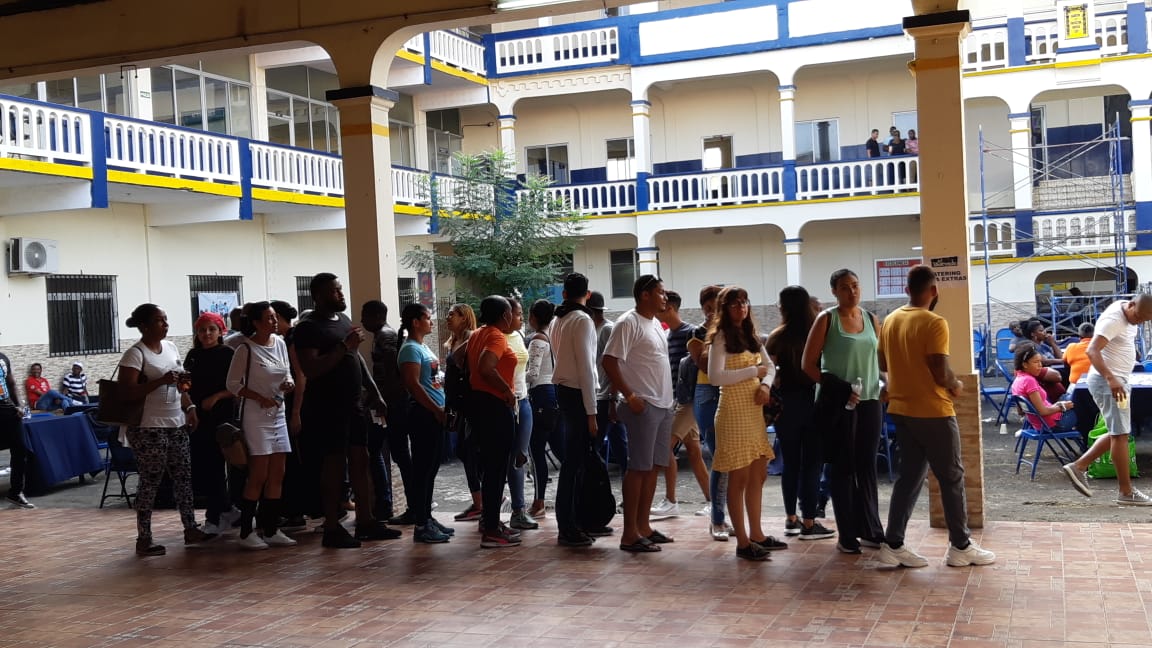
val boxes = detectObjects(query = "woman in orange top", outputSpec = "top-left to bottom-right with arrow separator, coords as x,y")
465,295 -> 521,549
1062,322 -> 1094,384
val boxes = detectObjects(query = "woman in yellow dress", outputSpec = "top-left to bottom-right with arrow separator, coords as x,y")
706,286 -> 782,561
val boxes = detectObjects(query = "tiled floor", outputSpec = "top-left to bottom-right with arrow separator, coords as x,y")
2,509 -> 1150,648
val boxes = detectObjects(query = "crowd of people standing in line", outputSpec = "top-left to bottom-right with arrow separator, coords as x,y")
0,266 -> 997,568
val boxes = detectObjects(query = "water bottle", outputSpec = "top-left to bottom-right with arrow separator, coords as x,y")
21,405 -> 31,420
845,376 -> 863,411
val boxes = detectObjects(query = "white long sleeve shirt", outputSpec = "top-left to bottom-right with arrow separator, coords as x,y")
707,331 -> 776,388
551,309 -> 599,415
526,336 -> 555,389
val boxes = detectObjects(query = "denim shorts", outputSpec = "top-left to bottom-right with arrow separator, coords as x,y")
1086,373 -> 1131,436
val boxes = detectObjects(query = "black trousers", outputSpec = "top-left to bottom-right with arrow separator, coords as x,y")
556,386 -> 591,537
0,403 -> 27,496
407,403 -> 444,524
467,392 -> 515,534
827,399 -> 885,551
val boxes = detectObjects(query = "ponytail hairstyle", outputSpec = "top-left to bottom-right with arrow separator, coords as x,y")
777,285 -> 815,343
126,303 -> 162,331
529,299 -> 555,332
241,301 -> 273,337
397,302 -> 430,345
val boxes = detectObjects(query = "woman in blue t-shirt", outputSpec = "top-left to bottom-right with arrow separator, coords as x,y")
398,303 -> 451,544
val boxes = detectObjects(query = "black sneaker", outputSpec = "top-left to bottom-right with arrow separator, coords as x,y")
184,527 -> 219,547
784,519 -> 802,536
279,516 -> 308,533
6,492 -> 34,509
136,537 -> 166,557
736,544 -> 771,561
322,526 -> 362,549
355,521 -> 403,541
388,510 -> 417,526
752,535 -> 789,551
557,532 -> 594,547
799,521 -> 836,541
585,526 -> 614,537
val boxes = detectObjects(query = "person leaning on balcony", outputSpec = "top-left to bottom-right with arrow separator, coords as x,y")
865,129 -> 881,159
118,303 -> 217,557
887,131 -> 906,156
905,129 -> 919,155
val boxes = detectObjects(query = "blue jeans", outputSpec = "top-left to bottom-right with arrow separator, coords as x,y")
693,384 -> 727,525
34,390 -> 74,411
507,396 -> 533,511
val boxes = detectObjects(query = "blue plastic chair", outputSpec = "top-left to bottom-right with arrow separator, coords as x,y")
994,327 -> 1015,362
1012,395 -> 1085,480
980,359 -> 1015,426
878,407 -> 897,482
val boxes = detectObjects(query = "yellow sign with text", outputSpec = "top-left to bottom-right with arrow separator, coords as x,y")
1064,4 -> 1088,39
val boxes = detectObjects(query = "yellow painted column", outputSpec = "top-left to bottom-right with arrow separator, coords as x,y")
328,86 -> 401,314
904,11 -> 984,528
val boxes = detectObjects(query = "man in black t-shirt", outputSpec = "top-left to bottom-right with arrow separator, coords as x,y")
294,273 -> 401,548
865,129 -> 881,158
0,351 -> 33,509
362,299 -> 413,524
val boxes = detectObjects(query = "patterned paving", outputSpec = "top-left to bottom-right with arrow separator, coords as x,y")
1,507 -> 1150,647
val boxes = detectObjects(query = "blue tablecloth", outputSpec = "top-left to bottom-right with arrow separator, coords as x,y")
21,412 -> 104,490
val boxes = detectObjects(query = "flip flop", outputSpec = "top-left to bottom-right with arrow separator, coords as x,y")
619,537 -> 661,553
647,530 -> 675,544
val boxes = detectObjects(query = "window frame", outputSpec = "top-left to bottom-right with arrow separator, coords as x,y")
525,143 -> 570,184
794,118 -> 841,165
606,137 -> 635,181
609,248 -> 638,299
45,274 -> 119,357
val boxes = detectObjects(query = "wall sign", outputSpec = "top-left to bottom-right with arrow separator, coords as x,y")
930,255 -> 968,284
876,257 -> 921,298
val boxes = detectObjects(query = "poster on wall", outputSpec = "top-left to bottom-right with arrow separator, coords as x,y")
197,292 -> 239,319
417,272 -> 435,310
875,258 -> 921,298
929,255 -> 968,284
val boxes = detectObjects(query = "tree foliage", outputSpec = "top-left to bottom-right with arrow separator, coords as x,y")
401,150 -> 584,304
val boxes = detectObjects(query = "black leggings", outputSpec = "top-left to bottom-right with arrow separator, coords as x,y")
407,403 -> 445,524
528,385 -> 558,501
467,392 -> 515,533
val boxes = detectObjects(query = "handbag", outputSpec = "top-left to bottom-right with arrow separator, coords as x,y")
95,348 -> 148,427
576,436 -> 617,530
215,342 -> 252,467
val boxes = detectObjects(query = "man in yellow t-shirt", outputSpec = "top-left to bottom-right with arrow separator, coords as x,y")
875,265 -> 995,569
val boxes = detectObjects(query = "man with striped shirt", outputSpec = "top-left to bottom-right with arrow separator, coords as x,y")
61,362 -> 89,403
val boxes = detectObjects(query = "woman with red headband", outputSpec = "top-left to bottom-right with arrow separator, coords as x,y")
184,311 -> 238,535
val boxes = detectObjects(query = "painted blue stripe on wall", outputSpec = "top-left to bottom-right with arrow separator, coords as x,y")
653,160 -> 703,175
238,139 -> 253,221
1137,201 -> 1152,250
1007,17 -> 1026,66
89,113 -> 108,209
423,33 -> 433,86
1057,43 -> 1100,54
570,167 -> 608,184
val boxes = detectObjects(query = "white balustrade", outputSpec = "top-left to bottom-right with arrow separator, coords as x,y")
105,118 -> 240,183
795,157 -> 918,199
494,27 -> 618,74
0,97 -> 90,164
970,218 -> 1016,256
392,166 -> 426,205
429,30 -> 486,76
648,167 -> 784,210
1030,213 -> 1135,253
250,143 -> 343,195
529,180 -> 636,216
963,28 -> 1009,71
403,34 -> 425,54
1095,15 -> 1128,56
1024,22 -> 1059,63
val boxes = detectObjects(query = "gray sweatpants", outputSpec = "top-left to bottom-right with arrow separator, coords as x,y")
884,414 -> 971,549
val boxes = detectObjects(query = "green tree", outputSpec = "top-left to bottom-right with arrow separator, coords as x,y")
402,150 -> 584,304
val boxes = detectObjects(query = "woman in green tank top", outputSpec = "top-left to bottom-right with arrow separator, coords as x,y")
800,268 -> 886,555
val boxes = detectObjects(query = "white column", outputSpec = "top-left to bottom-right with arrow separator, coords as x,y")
636,246 -> 659,278
248,59 -> 269,142
498,114 -> 517,169
783,238 -> 802,285
1008,112 -> 1033,210
328,87 -> 401,311
779,85 -> 796,162
631,98 -> 652,174
1130,103 -> 1152,203
414,107 -> 431,171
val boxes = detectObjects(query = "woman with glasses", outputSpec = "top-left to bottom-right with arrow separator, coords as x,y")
801,268 -> 886,555
706,287 -> 782,561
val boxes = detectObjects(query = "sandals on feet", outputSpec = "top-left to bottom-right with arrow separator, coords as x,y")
647,530 -> 675,544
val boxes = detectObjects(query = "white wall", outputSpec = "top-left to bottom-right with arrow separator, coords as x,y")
800,216 -> 921,302
794,59 -> 915,155
513,90 -> 633,173
649,74 -> 779,164
656,225 -> 787,305
1034,95 -> 1105,129
964,97 -> 1013,210
570,233 -> 641,311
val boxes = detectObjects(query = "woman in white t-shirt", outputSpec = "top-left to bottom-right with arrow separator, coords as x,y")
525,299 -> 557,519
227,302 -> 296,550
117,303 -> 216,557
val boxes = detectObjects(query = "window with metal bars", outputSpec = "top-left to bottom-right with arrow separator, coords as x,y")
45,275 -> 118,356
189,275 -> 243,326
295,276 -> 315,314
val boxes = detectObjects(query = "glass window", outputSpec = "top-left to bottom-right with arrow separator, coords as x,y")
609,249 -> 637,299
794,119 -> 840,164
293,96 -> 311,149
151,68 -> 176,125
188,275 -> 243,327
44,80 -> 76,107
203,76 -> 228,134
174,69 -> 203,129
703,135 -> 732,170
46,275 -> 119,356
104,73 -> 127,116
526,144 -> 569,183
606,138 -> 634,181
429,129 -> 462,174
267,91 -> 293,146
892,111 -> 917,143
391,121 -> 415,168
0,83 -> 38,99
229,84 -> 252,138
75,76 -> 103,112
295,276 -> 315,313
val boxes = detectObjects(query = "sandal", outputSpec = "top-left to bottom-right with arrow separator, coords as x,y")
619,537 -> 662,553
647,530 -> 674,544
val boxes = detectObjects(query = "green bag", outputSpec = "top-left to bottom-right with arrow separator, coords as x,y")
1087,415 -> 1139,479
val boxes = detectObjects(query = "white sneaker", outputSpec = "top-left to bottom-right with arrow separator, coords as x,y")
219,508 -> 241,529
262,530 -> 298,547
650,498 -> 680,518
709,523 -> 729,541
1116,488 -> 1152,506
946,540 -> 996,567
695,502 -> 712,517
238,533 -> 269,551
876,542 -> 928,568
201,521 -> 226,536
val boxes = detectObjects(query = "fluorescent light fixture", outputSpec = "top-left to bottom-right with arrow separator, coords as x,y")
495,0 -> 583,10
911,245 -> 923,251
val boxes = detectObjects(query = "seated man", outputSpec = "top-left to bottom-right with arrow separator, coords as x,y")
60,361 -> 89,403
24,363 -> 74,411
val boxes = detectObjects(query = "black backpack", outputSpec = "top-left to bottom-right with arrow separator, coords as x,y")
675,354 -> 698,405
443,341 -> 472,415
576,437 -> 617,530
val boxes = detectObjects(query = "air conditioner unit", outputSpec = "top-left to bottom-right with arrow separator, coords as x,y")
8,237 -> 60,275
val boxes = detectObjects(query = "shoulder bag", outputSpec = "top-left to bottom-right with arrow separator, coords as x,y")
215,342 -> 252,467
96,346 -> 147,427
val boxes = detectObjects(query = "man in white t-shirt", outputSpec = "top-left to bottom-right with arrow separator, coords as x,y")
603,275 -> 676,552
1062,294 -> 1152,504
